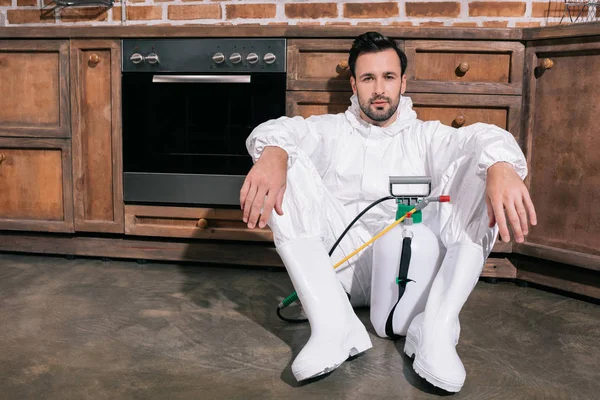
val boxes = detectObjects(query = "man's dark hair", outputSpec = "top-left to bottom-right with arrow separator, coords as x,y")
348,32 -> 408,77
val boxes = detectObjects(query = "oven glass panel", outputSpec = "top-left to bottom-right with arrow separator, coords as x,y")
122,73 -> 286,175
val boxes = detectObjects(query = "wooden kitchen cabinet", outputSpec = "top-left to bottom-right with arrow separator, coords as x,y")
404,40 -> 524,95
0,138 -> 73,232
287,91 -> 352,118
124,205 -> 273,242
409,93 -> 523,143
514,39 -> 600,272
70,40 -> 124,233
0,40 -> 70,138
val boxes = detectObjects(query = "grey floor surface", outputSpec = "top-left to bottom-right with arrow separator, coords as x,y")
0,252 -> 598,400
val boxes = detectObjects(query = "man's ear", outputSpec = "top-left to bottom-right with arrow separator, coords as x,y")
350,76 -> 357,95
401,74 -> 407,95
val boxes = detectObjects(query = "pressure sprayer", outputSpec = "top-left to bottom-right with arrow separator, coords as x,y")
276,176 -> 450,323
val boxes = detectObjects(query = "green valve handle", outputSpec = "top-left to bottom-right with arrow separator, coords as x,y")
278,291 -> 298,309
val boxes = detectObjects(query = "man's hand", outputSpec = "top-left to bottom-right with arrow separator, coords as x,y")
240,146 -> 288,229
485,162 -> 537,243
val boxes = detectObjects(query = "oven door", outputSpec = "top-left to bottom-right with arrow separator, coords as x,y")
122,72 -> 286,206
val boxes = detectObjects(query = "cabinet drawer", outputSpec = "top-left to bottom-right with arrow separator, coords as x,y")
0,40 -> 70,137
0,138 -> 73,232
408,93 -> 522,142
288,39 -> 402,91
125,205 -> 273,242
404,40 -> 524,95
286,91 -> 352,118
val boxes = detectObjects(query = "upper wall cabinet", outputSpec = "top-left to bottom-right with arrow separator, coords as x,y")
404,40 -> 524,95
0,40 -> 70,138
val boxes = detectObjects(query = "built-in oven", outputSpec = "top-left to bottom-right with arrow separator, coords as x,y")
121,38 -> 286,206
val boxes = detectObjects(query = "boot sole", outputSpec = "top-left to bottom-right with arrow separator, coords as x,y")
404,334 -> 463,393
293,329 -> 372,381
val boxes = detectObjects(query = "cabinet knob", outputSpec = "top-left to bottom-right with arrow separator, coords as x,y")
196,218 -> 208,229
457,61 -> 470,74
539,58 -> 554,70
0,153 -> 5,165
337,59 -> 349,72
454,115 -> 466,127
88,54 -> 100,67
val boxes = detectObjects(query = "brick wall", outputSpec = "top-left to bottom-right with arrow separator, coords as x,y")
0,0 -> 597,27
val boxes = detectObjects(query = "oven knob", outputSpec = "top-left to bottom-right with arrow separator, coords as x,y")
130,53 -> 144,64
246,53 -> 259,64
145,53 -> 160,65
263,52 -> 276,64
229,53 -> 242,64
212,52 -> 225,64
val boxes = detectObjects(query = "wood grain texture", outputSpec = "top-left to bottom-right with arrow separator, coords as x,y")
481,257 -> 517,278
0,138 -> 73,232
125,205 -> 273,242
286,91 -> 353,117
522,40 -> 600,261
70,40 -> 124,234
523,21 -> 600,41
404,93 -> 522,143
0,26 -> 524,40
0,40 -> 70,138
0,233 -> 282,267
404,40 -> 524,94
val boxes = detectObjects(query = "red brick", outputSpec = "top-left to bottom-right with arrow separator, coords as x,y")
389,21 -> 415,26
226,4 -> 276,19
482,20 -> 509,27
469,2 -> 526,17
285,3 -> 337,19
343,2 -> 399,19
531,2 -> 584,18
112,6 -> 122,22
452,22 -> 478,27
268,22 -> 288,26
7,10 -> 55,24
168,4 -> 221,20
297,22 -> 321,26
60,7 -> 108,22
127,6 -> 162,21
0,0 -> 11,5
325,21 -> 352,25
406,2 -> 460,18
17,0 -> 37,6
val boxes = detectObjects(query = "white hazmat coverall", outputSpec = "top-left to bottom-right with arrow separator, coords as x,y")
245,94 -> 527,391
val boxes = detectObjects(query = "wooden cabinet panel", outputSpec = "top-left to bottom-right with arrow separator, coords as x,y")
70,40 -> 124,233
287,39 -> 403,91
515,39 -> 600,271
404,40 -> 524,95
125,205 -> 273,242
286,91 -> 352,117
408,93 -> 522,142
0,40 -> 70,137
0,138 -> 73,232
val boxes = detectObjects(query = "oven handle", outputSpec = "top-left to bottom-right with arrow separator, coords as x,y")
152,75 -> 251,84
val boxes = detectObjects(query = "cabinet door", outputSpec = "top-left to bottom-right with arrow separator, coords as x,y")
286,91 -> 352,117
0,138 -> 73,232
408,93 -> 522,143
70,40 -> 124,233
404,40 -> 524,95
0,40 -> 70,138
515,40 -> 600,271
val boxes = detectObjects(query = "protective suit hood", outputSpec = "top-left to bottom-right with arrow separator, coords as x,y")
345,94 -> 419,137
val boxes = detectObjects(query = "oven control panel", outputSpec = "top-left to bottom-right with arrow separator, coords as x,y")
122,38 -> 286,73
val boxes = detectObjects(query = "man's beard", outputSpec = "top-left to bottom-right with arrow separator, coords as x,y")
358,94 -> 400,122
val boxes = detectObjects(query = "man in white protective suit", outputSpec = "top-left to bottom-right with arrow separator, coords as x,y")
240,32 -> 537,392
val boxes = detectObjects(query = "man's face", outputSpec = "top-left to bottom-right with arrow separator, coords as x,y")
350,48 -> 407,127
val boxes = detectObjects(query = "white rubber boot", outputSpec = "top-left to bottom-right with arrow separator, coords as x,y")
370,222 -> 444,338
277,236 -> 373,382
403,241 -> 484,392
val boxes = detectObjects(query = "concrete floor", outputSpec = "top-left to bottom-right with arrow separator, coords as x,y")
0,253 -> 598,400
